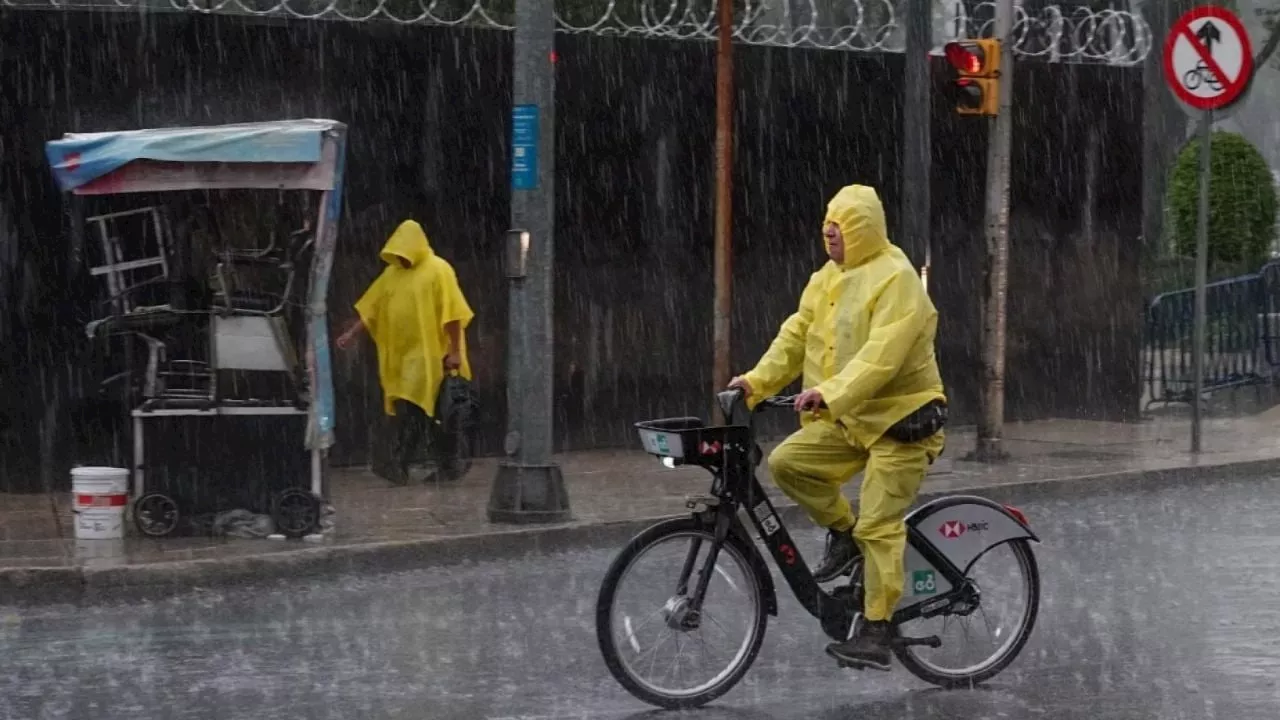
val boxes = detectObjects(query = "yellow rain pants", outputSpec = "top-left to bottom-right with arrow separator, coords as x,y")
767,420 -> 944,621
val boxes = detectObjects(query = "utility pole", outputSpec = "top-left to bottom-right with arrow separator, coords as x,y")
901,0 -> 932,274
972,0 -> 1015,463
488,0 -> 571,523
711,0 -> 735,421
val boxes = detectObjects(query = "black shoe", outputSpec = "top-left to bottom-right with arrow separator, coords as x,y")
826,620 -> 893,672
813,528 -> 859,583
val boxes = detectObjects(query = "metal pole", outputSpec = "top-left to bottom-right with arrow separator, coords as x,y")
488,0 -> 571,523
1191,110 -> 1212,454
712,0 -> 734,420
902,0 -> 932,272
974,0 -> 1015,463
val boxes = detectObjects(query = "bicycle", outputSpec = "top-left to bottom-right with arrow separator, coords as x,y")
1183,61 -> 1224,92
595,389 -> 1042,709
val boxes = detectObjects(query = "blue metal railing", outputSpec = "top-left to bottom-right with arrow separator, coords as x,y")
1143,261 -> 1280,409
1262,260 -> 1280,369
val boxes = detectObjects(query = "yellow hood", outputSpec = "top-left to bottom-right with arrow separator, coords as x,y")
379,220 -> 435,268
824,184 -> 890,268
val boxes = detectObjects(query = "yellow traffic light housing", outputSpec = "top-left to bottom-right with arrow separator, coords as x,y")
944,39 -> 1001,117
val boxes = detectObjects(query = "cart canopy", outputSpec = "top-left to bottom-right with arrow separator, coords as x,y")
45,119 -> 346,195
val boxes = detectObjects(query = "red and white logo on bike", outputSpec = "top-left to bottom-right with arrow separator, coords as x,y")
939,520 -> 966,539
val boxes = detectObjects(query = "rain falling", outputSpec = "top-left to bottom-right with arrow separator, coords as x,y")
1,0 -> 1279,717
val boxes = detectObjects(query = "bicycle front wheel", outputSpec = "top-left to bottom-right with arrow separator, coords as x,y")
595,517 -> 768,709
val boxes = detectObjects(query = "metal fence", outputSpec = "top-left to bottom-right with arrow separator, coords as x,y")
1144,261 -> 1280,409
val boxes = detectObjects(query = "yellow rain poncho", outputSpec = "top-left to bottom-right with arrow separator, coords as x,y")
742,184 -> 945,443
742,184 -> 946,622
354,220 -> 475,417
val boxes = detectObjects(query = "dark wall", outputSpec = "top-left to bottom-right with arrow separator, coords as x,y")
0,11 -> 1143,492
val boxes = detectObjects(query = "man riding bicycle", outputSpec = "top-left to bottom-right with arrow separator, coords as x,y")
729,183 -> 947,672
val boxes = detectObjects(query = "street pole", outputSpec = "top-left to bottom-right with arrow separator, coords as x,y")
972,0 -> 1015,463
488,0 -> 571,523
712,0 -> 734,421
901,0 -> 932,274
1191,110 -> 1212,454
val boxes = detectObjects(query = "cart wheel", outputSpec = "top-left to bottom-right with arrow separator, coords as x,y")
272,489 -> 322,539
133,493 -> 181,538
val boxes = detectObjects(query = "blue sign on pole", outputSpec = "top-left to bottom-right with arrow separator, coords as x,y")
511,104 -> 539,191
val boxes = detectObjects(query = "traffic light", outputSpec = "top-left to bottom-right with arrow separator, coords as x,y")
944,39 -> 1000,117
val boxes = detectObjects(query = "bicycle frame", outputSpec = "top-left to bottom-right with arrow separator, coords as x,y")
638,391 -> 1039,644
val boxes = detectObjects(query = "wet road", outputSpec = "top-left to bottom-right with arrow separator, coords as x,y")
5,473 -> 1280,720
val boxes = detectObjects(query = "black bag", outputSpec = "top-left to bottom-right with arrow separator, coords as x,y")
883,399 -> 948,444
435,373 -> 481,437
433,373 -> 481,480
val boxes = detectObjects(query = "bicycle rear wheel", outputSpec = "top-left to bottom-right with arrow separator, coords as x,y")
894,538 -> 1040,688
596,517 -> 768,709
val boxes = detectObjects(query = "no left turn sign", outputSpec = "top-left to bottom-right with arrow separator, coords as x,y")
1163,5 -> 1254,111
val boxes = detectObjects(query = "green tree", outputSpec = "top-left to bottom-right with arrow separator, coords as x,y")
1167,131 -> 1277,273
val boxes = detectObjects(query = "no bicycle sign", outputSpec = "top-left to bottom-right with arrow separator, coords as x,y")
1162,5 -> 1258,455
1163,5 -> 1254,112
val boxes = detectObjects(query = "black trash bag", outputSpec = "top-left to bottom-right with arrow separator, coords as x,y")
433,372 -> 481,480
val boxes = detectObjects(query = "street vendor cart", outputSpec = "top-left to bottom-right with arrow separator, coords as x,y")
45,119 -> 347,538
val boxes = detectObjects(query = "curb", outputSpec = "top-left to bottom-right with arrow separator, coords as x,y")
3,456 -> 1278,607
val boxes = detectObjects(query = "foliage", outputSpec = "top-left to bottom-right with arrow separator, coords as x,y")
1167,131 -> 1277,272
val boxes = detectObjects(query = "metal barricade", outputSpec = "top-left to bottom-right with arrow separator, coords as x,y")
1261,260 -> 1280,371
1143,270 -> 1270,409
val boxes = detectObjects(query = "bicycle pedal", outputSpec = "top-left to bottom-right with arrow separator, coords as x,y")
891,635 -> 942,649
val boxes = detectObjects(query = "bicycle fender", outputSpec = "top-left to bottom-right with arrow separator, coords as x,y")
905,495 -> 1039,577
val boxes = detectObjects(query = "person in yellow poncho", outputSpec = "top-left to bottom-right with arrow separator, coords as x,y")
729,184 -> 947,672
335,219 -> 475,485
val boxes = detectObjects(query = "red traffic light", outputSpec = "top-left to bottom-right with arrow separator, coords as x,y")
944,42 -> 983,74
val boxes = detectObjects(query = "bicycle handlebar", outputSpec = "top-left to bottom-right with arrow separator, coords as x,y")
715,388 -> 828,426
757,394 -> 828,410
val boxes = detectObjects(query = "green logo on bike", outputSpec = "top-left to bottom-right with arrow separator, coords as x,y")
654,434 -> 669,454
911,570 -> 937,596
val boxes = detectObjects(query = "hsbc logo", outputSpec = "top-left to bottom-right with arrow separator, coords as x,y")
938,520 -> 989,539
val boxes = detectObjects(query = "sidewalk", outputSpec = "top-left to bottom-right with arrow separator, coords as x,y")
3,412 -> 1279,602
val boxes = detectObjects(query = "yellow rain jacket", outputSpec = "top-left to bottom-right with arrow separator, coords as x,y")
354,220 -> 475,417
742,184 -> 945,445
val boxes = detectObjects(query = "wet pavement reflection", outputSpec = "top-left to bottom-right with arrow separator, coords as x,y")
4,473 -> 1280,719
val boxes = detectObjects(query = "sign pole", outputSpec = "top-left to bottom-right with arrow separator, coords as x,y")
1191,109 -> 1212,454
489,0 -> 572,523
1161,4 -> 1253,455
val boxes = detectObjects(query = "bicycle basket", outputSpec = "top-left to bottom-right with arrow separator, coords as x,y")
634,417 -> 747,466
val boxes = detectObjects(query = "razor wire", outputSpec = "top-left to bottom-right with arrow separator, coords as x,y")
7,0 -> 1154,64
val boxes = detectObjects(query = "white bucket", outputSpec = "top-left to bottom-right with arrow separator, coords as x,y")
71,466 -> 130,540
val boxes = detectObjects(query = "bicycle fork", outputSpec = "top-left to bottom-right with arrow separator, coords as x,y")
668,501 -> 736,631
